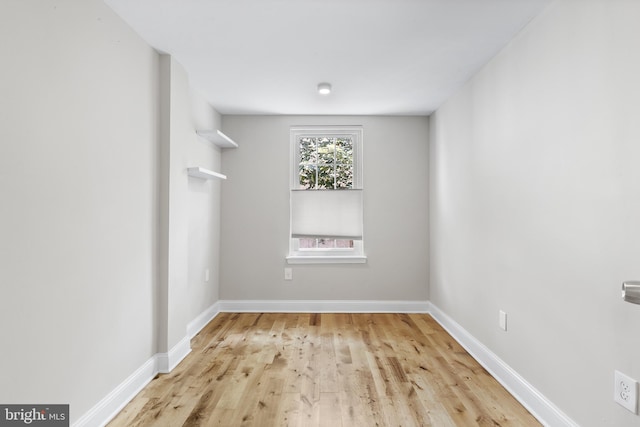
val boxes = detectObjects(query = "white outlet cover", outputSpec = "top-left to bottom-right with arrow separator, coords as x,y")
614,370 -> 638,413
499,310 -> 507,331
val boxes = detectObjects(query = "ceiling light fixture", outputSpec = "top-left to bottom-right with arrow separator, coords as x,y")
317,82 -> 332,95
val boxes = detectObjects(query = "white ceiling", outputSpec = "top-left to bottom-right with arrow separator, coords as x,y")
104,0 -> 551,116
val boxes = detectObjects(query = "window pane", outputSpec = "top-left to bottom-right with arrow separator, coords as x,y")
297,238 -> 354,250
336,138 -> 353,188
299,137 -> 317,164
298,136 -> 354,190
317,138 -> 335,165
299,165 -> 317,189
317,238 -> 336,249
335,137 -> 353,157
334,163 -> 353,189
335,239 -> 354,248
317,164 -> 334,189
299,238 -> 317,248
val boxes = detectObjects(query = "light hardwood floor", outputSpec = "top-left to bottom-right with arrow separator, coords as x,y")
108,313 -> 540,426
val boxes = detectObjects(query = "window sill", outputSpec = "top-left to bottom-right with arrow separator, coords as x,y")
286,255 -> 367,265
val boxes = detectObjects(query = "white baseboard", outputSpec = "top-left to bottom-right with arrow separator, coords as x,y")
217,299 -> 430,313
74,308 -> 206,426
72,356 -> 158,427
428,303 -> 578,427
77,299 -> 416,426
187,301 -> 221,338
75,334 -> 192,427
157,335 -> 191,374
73,303 -> 220,427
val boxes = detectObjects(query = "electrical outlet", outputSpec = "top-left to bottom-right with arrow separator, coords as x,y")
499,310 -> 507,331
284,268 -> 293,281
614,370 -> 638,413
205,269 -> 210,282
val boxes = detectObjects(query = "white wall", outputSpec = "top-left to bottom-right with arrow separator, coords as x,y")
429,1 -> 640,425
0,0 -> 159,422
0,1 -> 222,423
187,87 -> 223,326
220,115 -> 429,302
158,55 -> 222,351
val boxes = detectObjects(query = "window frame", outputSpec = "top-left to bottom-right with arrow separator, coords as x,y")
287,126 -> 366,264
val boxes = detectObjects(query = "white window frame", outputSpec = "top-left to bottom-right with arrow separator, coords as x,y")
287,125 -> 366,264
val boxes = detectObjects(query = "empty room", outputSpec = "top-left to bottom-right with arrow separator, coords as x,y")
1,0 -> 639,426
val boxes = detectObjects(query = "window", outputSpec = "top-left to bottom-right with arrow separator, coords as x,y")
287,126 -> 365,264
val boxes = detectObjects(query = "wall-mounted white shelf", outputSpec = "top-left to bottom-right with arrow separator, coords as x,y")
196,129 -> 238,148
187,167 -> 227,180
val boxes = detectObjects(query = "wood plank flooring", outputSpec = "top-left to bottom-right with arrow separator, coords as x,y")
108,313 -> 540,426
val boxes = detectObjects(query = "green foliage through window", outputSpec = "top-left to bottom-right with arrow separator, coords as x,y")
298,137 -> 353,189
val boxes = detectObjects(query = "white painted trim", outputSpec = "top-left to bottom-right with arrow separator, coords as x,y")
187,301 -> 221,338
157,335 -> 191,374
428,303 -> 579,427
217,299 -> 430,313
286,255 -> 367,264
72,356 -> 158,427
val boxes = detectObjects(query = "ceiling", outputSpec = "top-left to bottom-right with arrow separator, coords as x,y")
104,0 -> 551,116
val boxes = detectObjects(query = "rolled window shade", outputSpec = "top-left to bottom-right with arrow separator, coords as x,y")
291,189 -> 363,239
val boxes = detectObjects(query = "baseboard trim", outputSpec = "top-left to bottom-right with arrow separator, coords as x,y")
75,301 -> 224,426
217,299 -> 430,313
187,301 -> 221,338
157,335 -> 191,374
428,303 -> 578,427
72,356 -> 157,427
